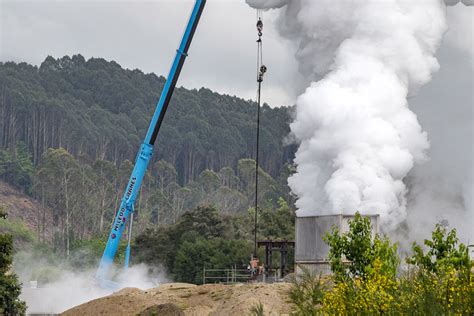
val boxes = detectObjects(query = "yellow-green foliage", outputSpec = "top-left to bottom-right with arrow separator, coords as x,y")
322,259 -> 399,314
322,263 -> 473,315
398,266 -> 473,314
324,212 -> 399,282
291,222 -> 474,315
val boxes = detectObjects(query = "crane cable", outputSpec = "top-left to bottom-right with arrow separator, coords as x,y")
254,9 -> 266,260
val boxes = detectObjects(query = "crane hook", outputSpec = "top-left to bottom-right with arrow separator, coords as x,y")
257,19 -> 263,37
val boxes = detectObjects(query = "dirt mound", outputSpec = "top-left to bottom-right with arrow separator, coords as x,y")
111,287 -> 145,297
62,282 -> 293,316
139,303 -> 184,316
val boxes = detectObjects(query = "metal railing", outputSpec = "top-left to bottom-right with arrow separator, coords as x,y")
202,267 -> 252,284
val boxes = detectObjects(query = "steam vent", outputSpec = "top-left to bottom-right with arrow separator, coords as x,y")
295,214 -> 380,275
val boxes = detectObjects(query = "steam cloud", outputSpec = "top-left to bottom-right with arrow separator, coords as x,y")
246,0 -> 461,231
15,251 -> 167,314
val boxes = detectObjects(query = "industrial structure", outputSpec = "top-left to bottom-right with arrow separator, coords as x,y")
295,214 -> 380,275
96,0 -> 206,287
95,0 -> 271,286
94,0 -> 383,286
258,240 -> 294,281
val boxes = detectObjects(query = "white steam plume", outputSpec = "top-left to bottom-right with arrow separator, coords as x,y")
247,0 -> 449,231
405,3 -> 474,245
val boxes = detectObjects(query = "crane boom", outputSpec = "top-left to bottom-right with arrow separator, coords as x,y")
96,0 -> 206,285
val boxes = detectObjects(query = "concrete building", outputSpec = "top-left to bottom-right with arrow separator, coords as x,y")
295,214 -> 380,275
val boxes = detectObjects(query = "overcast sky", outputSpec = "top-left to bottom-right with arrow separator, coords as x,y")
0,0 -> 301,107
1,0 -> 472,107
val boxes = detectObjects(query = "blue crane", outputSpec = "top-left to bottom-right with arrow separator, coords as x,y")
96,0 -> 206,286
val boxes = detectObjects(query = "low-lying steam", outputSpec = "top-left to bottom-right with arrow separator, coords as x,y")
15,251 -> 167,314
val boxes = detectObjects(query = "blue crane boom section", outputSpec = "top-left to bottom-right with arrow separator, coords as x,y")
96,0 -> 206,284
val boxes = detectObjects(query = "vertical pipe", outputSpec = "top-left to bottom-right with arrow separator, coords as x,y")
254,80 -> 261,258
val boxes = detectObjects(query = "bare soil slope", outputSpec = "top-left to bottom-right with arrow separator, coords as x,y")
0,180 -> 51,239
62,282 -> 293,316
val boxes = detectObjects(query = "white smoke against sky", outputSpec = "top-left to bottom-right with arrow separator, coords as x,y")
246,0 -> 455,232
406,1 -> 474,245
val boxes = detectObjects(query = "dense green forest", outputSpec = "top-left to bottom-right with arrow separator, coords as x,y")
0,55 -> 296,258
0,55 -> 295,180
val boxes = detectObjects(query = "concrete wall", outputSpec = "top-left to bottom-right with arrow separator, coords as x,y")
295,214 -> 379,276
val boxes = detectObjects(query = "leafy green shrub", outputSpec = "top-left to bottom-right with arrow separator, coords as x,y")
291,214 -> 474,315
173,237 -> 252,284
408,224 -> 471,273
324,212 -> 399,281
401,225 -> 474,314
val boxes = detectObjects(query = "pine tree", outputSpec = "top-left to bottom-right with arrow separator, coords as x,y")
0,207 -> 26,315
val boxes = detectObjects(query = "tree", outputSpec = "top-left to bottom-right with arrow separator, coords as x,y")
35,148 -> 81,256
0,207 -> 26,315
147,189 -> 172,225
172,206 -> 227,241
14,143 -> 34,193
174,237 -> 252,284
238,159 -> 279,208
259,198 -> 295,240
403,224 -> 473,314
1,56 -> 296,183
91,160 -> 117,234
324,212 -> 399,281
153,160 -> 177,194
0,55 -> 302,269
218,167 -> 239,189
291,221 -> 473,315
407,224 -> 471,273
197,169 -> 220,203
173,237 -> 214,284
170,186 -> 192,223
134,206 -> 237,277
212,186 -> 247,214
0,143 -> 34,193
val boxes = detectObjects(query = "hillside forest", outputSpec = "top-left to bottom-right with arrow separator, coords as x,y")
1,57 -> 473,316
0,55 -> 296,281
